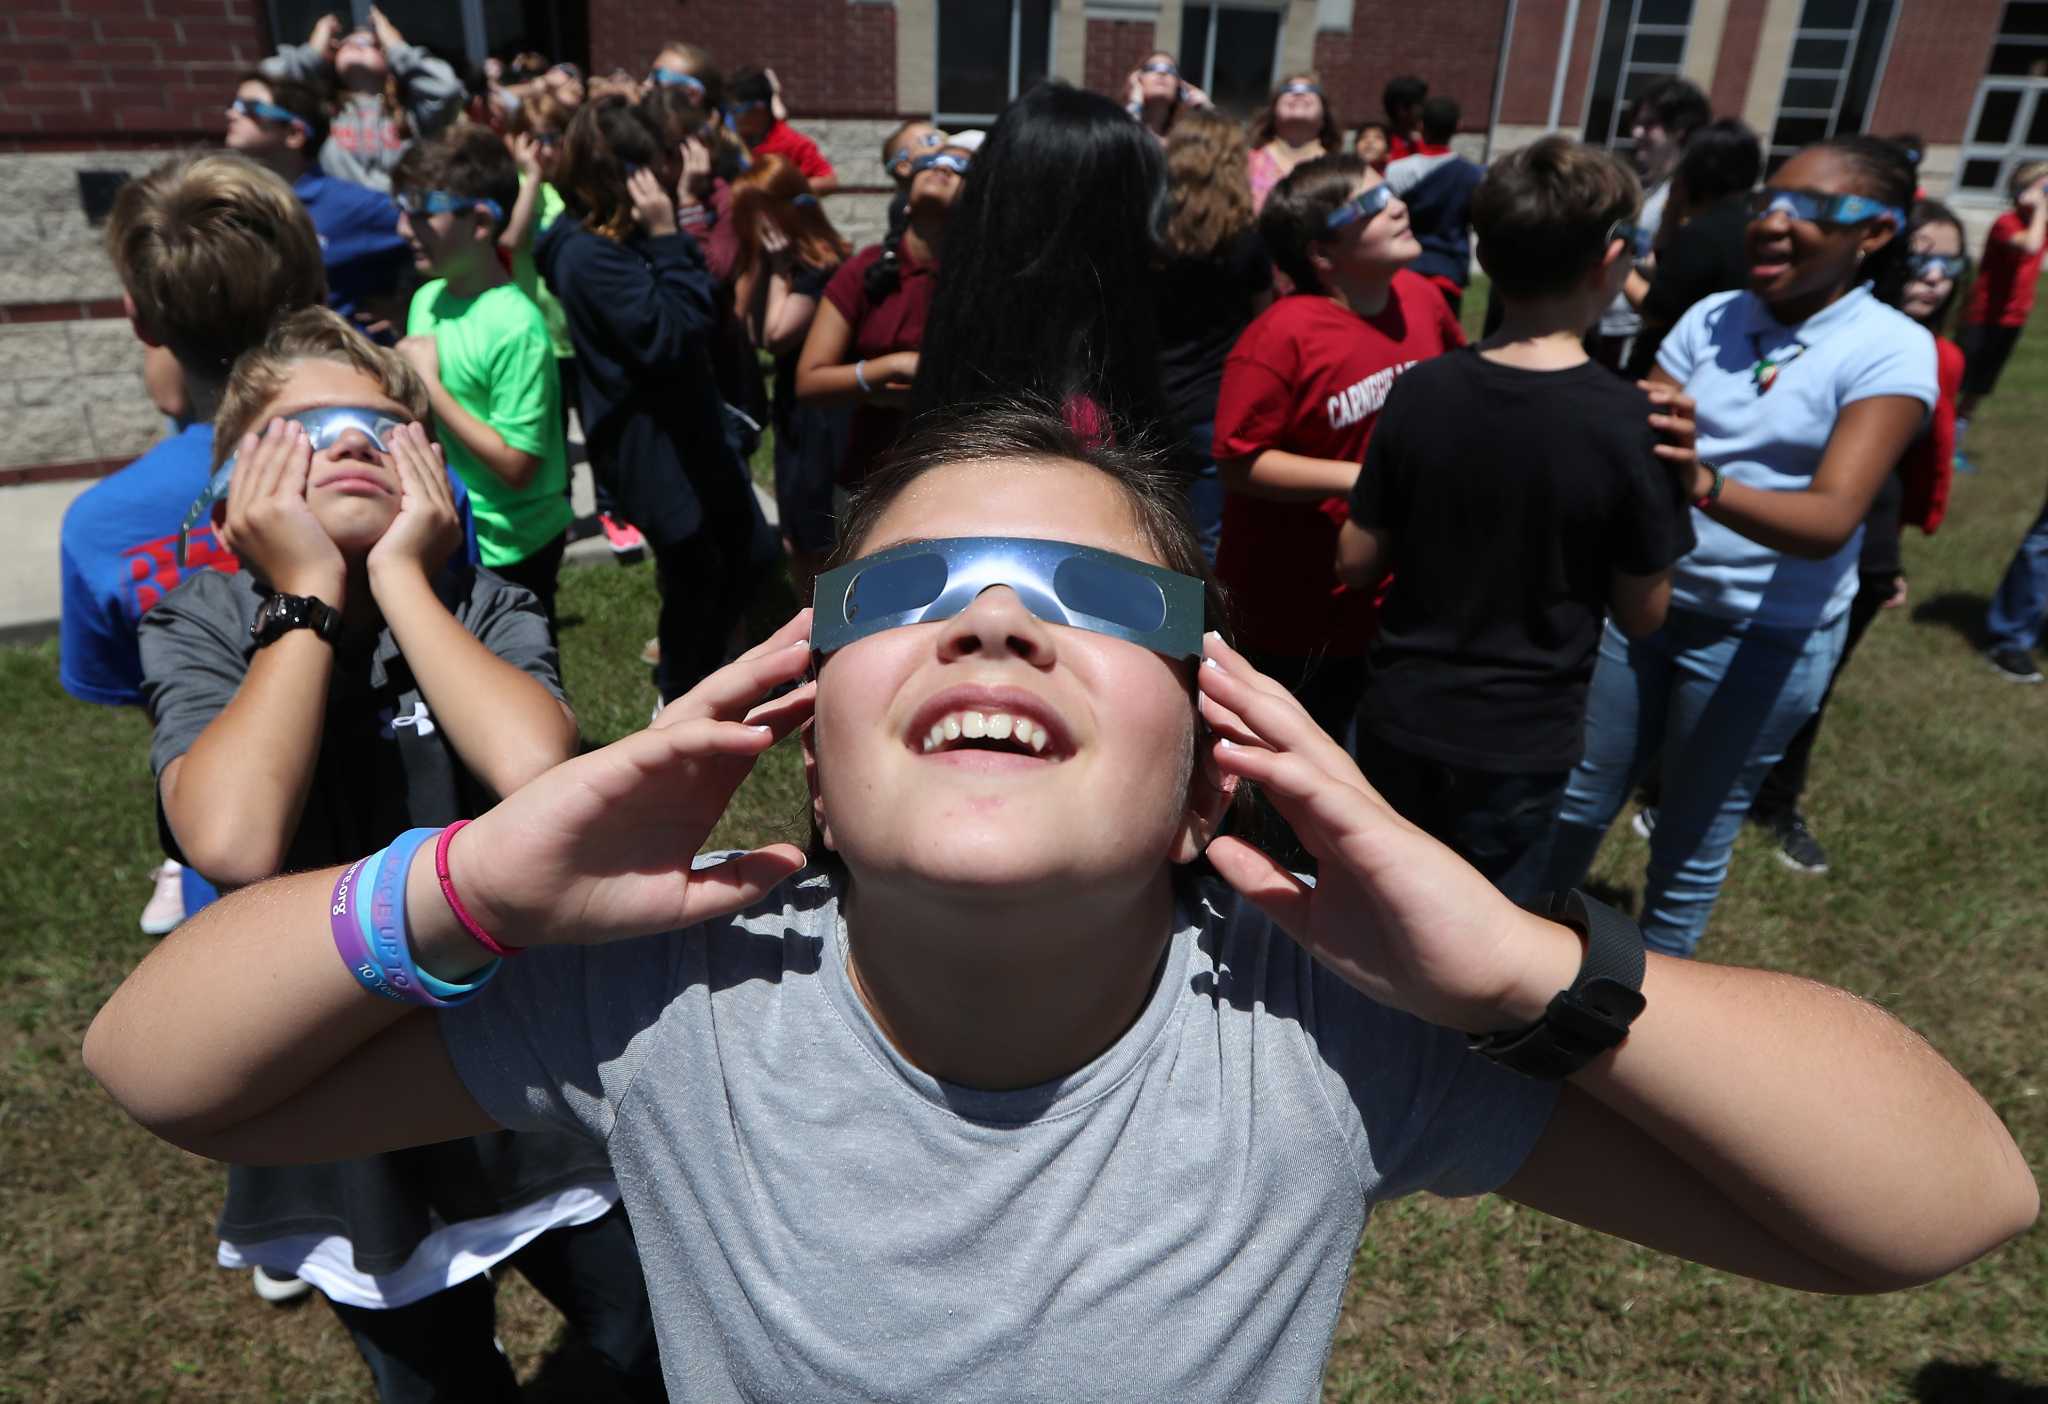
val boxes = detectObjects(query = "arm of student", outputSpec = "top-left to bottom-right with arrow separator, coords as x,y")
1193,636 -> 2038,1297
761,274 -> 820,354
1218,449 -> 1361,502
1646,366 -> 1926,560
154,422 -> 345,887
385,40 -> 466,137
1500,957 -> 2037,1293
367,424 -> 576,796
1333,520 -> 1388,589
85,615 -> 819,1164
1607,566 -> 1671,638
795,297 -> 912,407
623,233 -> 724,367
399,338 -> 545,491
498,146 -> 545,253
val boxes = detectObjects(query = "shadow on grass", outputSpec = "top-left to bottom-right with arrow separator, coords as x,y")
1911,1360 -> 2048,1403
1910,590 -> 1991,647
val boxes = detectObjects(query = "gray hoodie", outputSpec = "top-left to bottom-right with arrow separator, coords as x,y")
260,40 -> 465,193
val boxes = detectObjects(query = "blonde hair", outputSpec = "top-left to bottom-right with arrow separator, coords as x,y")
1162,105 -> 1255,260
213,307 -> 430,470
105,152 -> 326,381
2011,161 -> 2048,202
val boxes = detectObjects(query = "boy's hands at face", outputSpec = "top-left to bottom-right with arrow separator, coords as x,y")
366,423 -> 462,587
368,5 -> 402,50
627,166 -> 679,237
310,12 -> 342,56
221,418 -> 348,606
1194,633 -> 1582,1037
509,132 -> 543,179
396,334 -> 440,386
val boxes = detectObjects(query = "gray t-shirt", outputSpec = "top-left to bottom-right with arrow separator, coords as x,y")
443,868 -> 1558,1402
1599,178 -> 1673,338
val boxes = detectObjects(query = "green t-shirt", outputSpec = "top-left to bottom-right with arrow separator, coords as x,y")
510,176 -> 574,360
407,280 -> 573,567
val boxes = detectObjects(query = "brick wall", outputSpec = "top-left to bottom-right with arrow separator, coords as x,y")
1082,20 -> 1155,100
1870,1 -> 2001,145
1314,0 -> 1509,137
0,0 -> 270,149
587,0 -> 899,117
1707,0 -> 1769,120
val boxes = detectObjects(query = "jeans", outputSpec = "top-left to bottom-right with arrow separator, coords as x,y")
1182,421 -> 1224,566
1546,608 -> 1849,958
1354,729 -> 1566,906
326,1205 -> 666,1403
1985,488 -> 2048,651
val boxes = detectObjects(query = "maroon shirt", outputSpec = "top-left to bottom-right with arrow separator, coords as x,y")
822,241 -> 939,485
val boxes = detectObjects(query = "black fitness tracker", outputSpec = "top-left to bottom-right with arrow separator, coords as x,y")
1469,889 -> 1647,1080
251,592 -> 343,648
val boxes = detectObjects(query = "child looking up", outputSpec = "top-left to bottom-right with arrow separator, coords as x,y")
1335,137 -> 1695,902
260,8 -> 463,194
88,403 -> 2036,1402
394,126 -> 574,632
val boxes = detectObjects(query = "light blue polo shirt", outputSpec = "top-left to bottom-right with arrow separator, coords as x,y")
1657,286 -> 1935,629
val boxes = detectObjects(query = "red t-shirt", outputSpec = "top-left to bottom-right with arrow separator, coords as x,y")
1964,210 -> 2046,327
753,120 -> 837,187
1900,335 -> 1963,535
823,241 -> 939,485
1212,271 -> 1466,658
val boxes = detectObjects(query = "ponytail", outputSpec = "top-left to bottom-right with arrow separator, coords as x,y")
863,226 -> 905,304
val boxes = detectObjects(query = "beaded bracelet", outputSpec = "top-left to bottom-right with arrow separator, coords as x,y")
328,828 -> 500,1008
434,820 -> 522,958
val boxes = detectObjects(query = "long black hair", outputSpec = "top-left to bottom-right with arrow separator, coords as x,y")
909,81 -> 1174,448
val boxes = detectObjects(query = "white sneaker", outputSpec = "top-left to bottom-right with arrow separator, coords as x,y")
251,1266 -> 313,1303
140,861 -> 185,936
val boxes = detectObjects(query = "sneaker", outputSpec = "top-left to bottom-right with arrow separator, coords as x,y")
139,860 -> 185,936
251,1266 -> 312,1304
1630,807 -> 1657,841
1986,646 -> 2043,683
1760,810 -> 1830,875
599,512 -> 646,556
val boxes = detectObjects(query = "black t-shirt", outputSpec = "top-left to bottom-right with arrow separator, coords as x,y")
1347,349 -> 1696,771
1627,193 -> 1752,378
1153,228 -> 1273,457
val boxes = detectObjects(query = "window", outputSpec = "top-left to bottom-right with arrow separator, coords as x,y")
1958,3 -> 2048,197
936,0 -> 1053,124
1764,0 -> 1900,172
1180,5 -> 1283,117
1582,0 -> 1696,153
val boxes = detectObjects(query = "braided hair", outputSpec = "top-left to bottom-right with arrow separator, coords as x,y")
863,223 -> 905,303
1813,134 -> 1916,292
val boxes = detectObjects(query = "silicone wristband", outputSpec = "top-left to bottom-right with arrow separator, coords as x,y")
330,854 -> 405,1003
368,828 -> 497,1007
434,820 -> 522,957
1694,461 -> 1724,511
854,359 -> 871,395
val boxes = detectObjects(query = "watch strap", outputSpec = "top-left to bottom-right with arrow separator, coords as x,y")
253,592 -> 343,647
1469,890 -> 1647,1080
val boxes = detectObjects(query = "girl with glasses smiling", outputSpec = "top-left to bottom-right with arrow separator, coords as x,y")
87,400 -> 2034,1401
1546,137 -> 1937,955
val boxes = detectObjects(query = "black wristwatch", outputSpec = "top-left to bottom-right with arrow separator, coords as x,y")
251,592 -> 343,648
1469,890 -> 1647,1080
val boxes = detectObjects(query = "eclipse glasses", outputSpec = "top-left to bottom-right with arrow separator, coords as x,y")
810,536 -> 1206,661
1324,182 -> 1395,231
395,189 -> 505,224
178,406 -> 413,565
1747,187 -> 1905,230
909,151 -> 971,177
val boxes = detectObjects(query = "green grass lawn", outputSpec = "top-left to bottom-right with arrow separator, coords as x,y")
4,309 -> 2046,1400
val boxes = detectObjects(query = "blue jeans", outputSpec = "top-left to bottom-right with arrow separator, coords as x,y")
1546,609 -> 1848,958
1985,488 -> 2048,650
1182,420 -> 1224,566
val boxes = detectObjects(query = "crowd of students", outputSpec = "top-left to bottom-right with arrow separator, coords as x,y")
47,28 -> 2044,1401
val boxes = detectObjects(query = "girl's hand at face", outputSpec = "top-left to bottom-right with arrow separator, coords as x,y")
758,221 -> 791,260
1640,381 -> 1712,499
220,418 -> 348,605
368,4 -> 402,50
627,166 -> 679,237
1196,633 -> 1576,1036
679,138 -> 714,200
310,12 -> 342,56
509,132 -> 542,179
365,423 -> 461,585
440,611 -> 818,949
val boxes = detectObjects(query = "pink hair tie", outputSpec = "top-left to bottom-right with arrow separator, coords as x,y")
434,820 -> 523,957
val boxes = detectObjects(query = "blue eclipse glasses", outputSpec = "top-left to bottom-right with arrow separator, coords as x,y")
1142,60 -> 1179,76
178,406 -> 411,565
1906,251 -> 1967,279
228,97 -> 309,134
396,189 -> 505,225
1609,219 -> 1652,258
791,193 -> 819,207
1324,182 -> 1395,231
1280,81 -> 1322,97
810,536 -> 1207,662
1747,187 -> 1905,230
891,130 -> 946,168
649,67 -> 705,95
910,151 -> 971,177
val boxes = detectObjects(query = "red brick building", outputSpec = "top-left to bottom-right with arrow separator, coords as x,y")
0,0 -> 2033,519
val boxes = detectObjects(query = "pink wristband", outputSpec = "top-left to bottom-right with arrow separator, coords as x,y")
434,820 -> 523,957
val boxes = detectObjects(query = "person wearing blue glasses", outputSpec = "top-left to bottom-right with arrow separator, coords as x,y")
87,400 -> 2036,1402
1545,137 -> 1937,959
258,8 -> 463,196
391,129 -> 574,636
728,66 -> 839,197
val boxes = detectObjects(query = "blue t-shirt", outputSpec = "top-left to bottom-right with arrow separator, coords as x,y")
296,171 -> 410,324
1656,286 -> 1936,628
